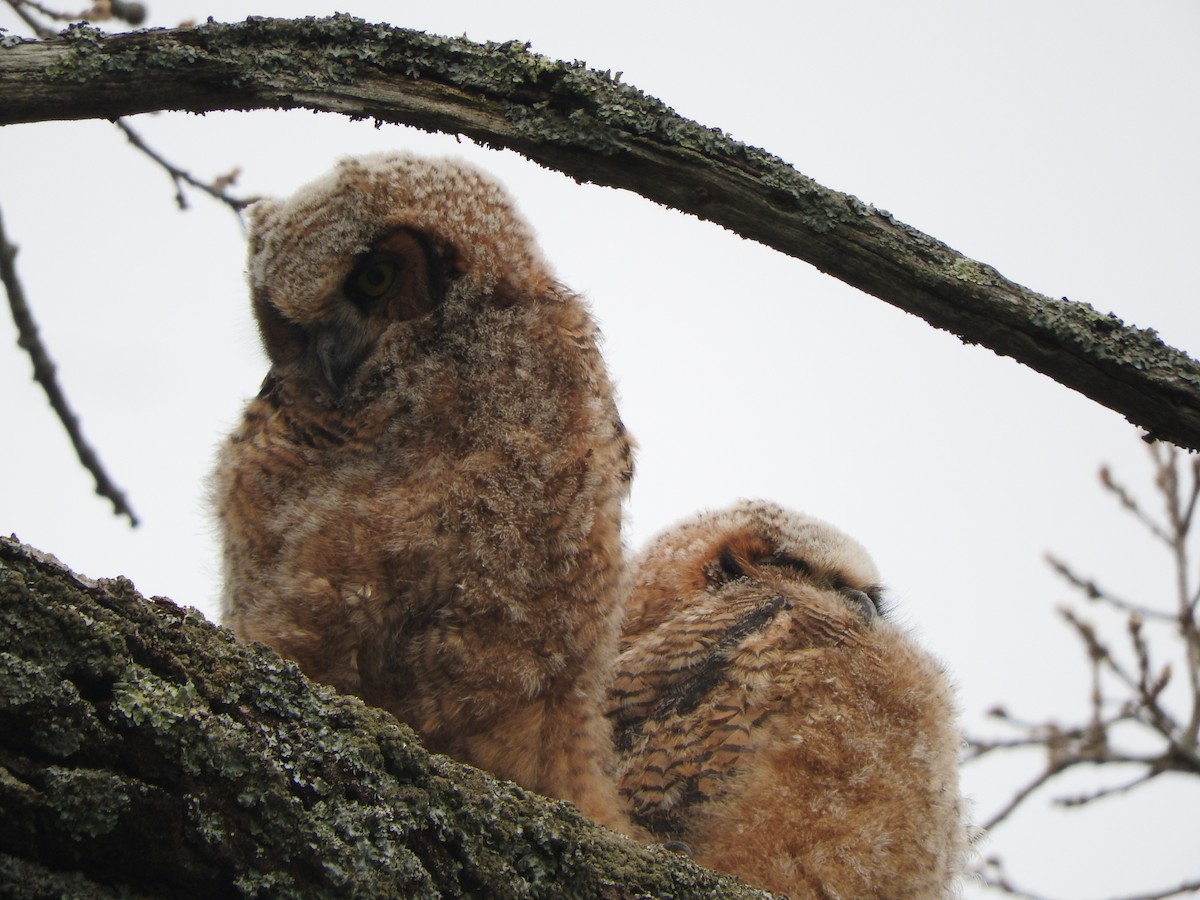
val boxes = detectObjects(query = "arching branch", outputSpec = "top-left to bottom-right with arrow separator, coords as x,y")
3,16 -> 1199,448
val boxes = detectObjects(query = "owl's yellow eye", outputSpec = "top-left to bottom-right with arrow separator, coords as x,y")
346,257 -> 399,305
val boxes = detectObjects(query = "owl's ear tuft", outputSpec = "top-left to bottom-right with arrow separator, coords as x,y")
245,198 -> 284,250
428,235 -> 463,292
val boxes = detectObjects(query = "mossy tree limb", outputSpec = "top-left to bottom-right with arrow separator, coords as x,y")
0,536 -> 768,899
1,16 -> 1198,448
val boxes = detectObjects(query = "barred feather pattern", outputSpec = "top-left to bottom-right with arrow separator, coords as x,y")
608,500 -> 969,897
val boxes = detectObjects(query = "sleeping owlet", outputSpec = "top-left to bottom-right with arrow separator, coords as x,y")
213,152 -> 635,833
608,500 -> 968,895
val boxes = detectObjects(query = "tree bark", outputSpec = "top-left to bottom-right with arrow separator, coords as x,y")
2,16 -> 1199,450
0,535 -> 768,899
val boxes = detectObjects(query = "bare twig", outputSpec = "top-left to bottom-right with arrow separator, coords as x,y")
114,118 -> 250,215
7,0 -> 144,27
1055,769 -> 1162,808
975,760 -> 1071,832
1155,445 -> 1200,748
1100,464 -> 1171,545
0,205 -> 137,526
971,445 -> 1200,897
3,0 -> 54,37
1,20 -> 243,524
1045,553 -> 1175,622
980,857 -> 1200,900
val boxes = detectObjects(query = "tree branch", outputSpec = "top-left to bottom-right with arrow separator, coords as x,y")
980,857 -> 1200,900
0,205 -> 137,525
1045,553 -> 1175,623
0,535 -> 768,899
2,16 -> 1200,448
3,0 -> 54,39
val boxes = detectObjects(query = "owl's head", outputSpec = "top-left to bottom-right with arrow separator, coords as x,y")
623,500 -> 884,639
245,153 -> 557,391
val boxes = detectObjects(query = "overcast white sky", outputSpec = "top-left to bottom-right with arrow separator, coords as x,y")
3,2 -> 1199,896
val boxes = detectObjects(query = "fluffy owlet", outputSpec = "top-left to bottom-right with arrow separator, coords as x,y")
213,152 -> 635,832
608,500 -> 968,896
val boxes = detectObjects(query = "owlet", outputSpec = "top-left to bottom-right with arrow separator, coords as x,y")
214,153 -> 634,832
608,500 -> 968,895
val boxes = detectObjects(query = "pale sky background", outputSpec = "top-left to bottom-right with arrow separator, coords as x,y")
2,2 -> 1198,897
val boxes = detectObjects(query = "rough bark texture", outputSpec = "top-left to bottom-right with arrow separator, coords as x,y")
0,535 -> 770,899
2,16 -> 1199,449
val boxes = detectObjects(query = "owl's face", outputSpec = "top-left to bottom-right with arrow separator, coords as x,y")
250,227 -> 450,393
622,500 -> 884,644
244,152 -> 556,397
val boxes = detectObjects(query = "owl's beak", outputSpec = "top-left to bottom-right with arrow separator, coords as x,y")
843,589 -> 879,623
309,315 -> 370,395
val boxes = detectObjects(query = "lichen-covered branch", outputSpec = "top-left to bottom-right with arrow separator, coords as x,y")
2,16 -> 1199,448
0,535 -> 769,899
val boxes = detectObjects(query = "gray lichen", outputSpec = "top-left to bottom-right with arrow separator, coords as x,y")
43,766 -> 130,840
0,536 -> 770,899
10,14 -> 1200,446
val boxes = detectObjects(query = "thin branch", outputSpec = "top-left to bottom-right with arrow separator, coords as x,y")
15,0 -> 84,21
7,0 -> 145,26
1100,463 -> 1172,545
1045,553 -> 1176,622
1183,455 -> 1200,550
3,0 -> 54,37
1099,883 -> 1200,900
1154,445 -> 1200,748
975,447 -> 1200,898
1054,768 -> 1162,808
1137,444 -> 1200,751
1060,607 -> 1190,749
0,204 -> 137,525
1156,446 -> 1190,539
971,708 -> 1119,763
975,864 -> 1060,900
3,18 -> 1200,448
980,857 -> 1200,900
967,732 -> 1058,761
977,759 -> 1071,832
113,117 -> 250,214
971,731 -> 1199,833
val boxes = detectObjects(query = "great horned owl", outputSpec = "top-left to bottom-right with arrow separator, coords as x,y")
213,152 -> 635,832
608,500 -> 967,897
